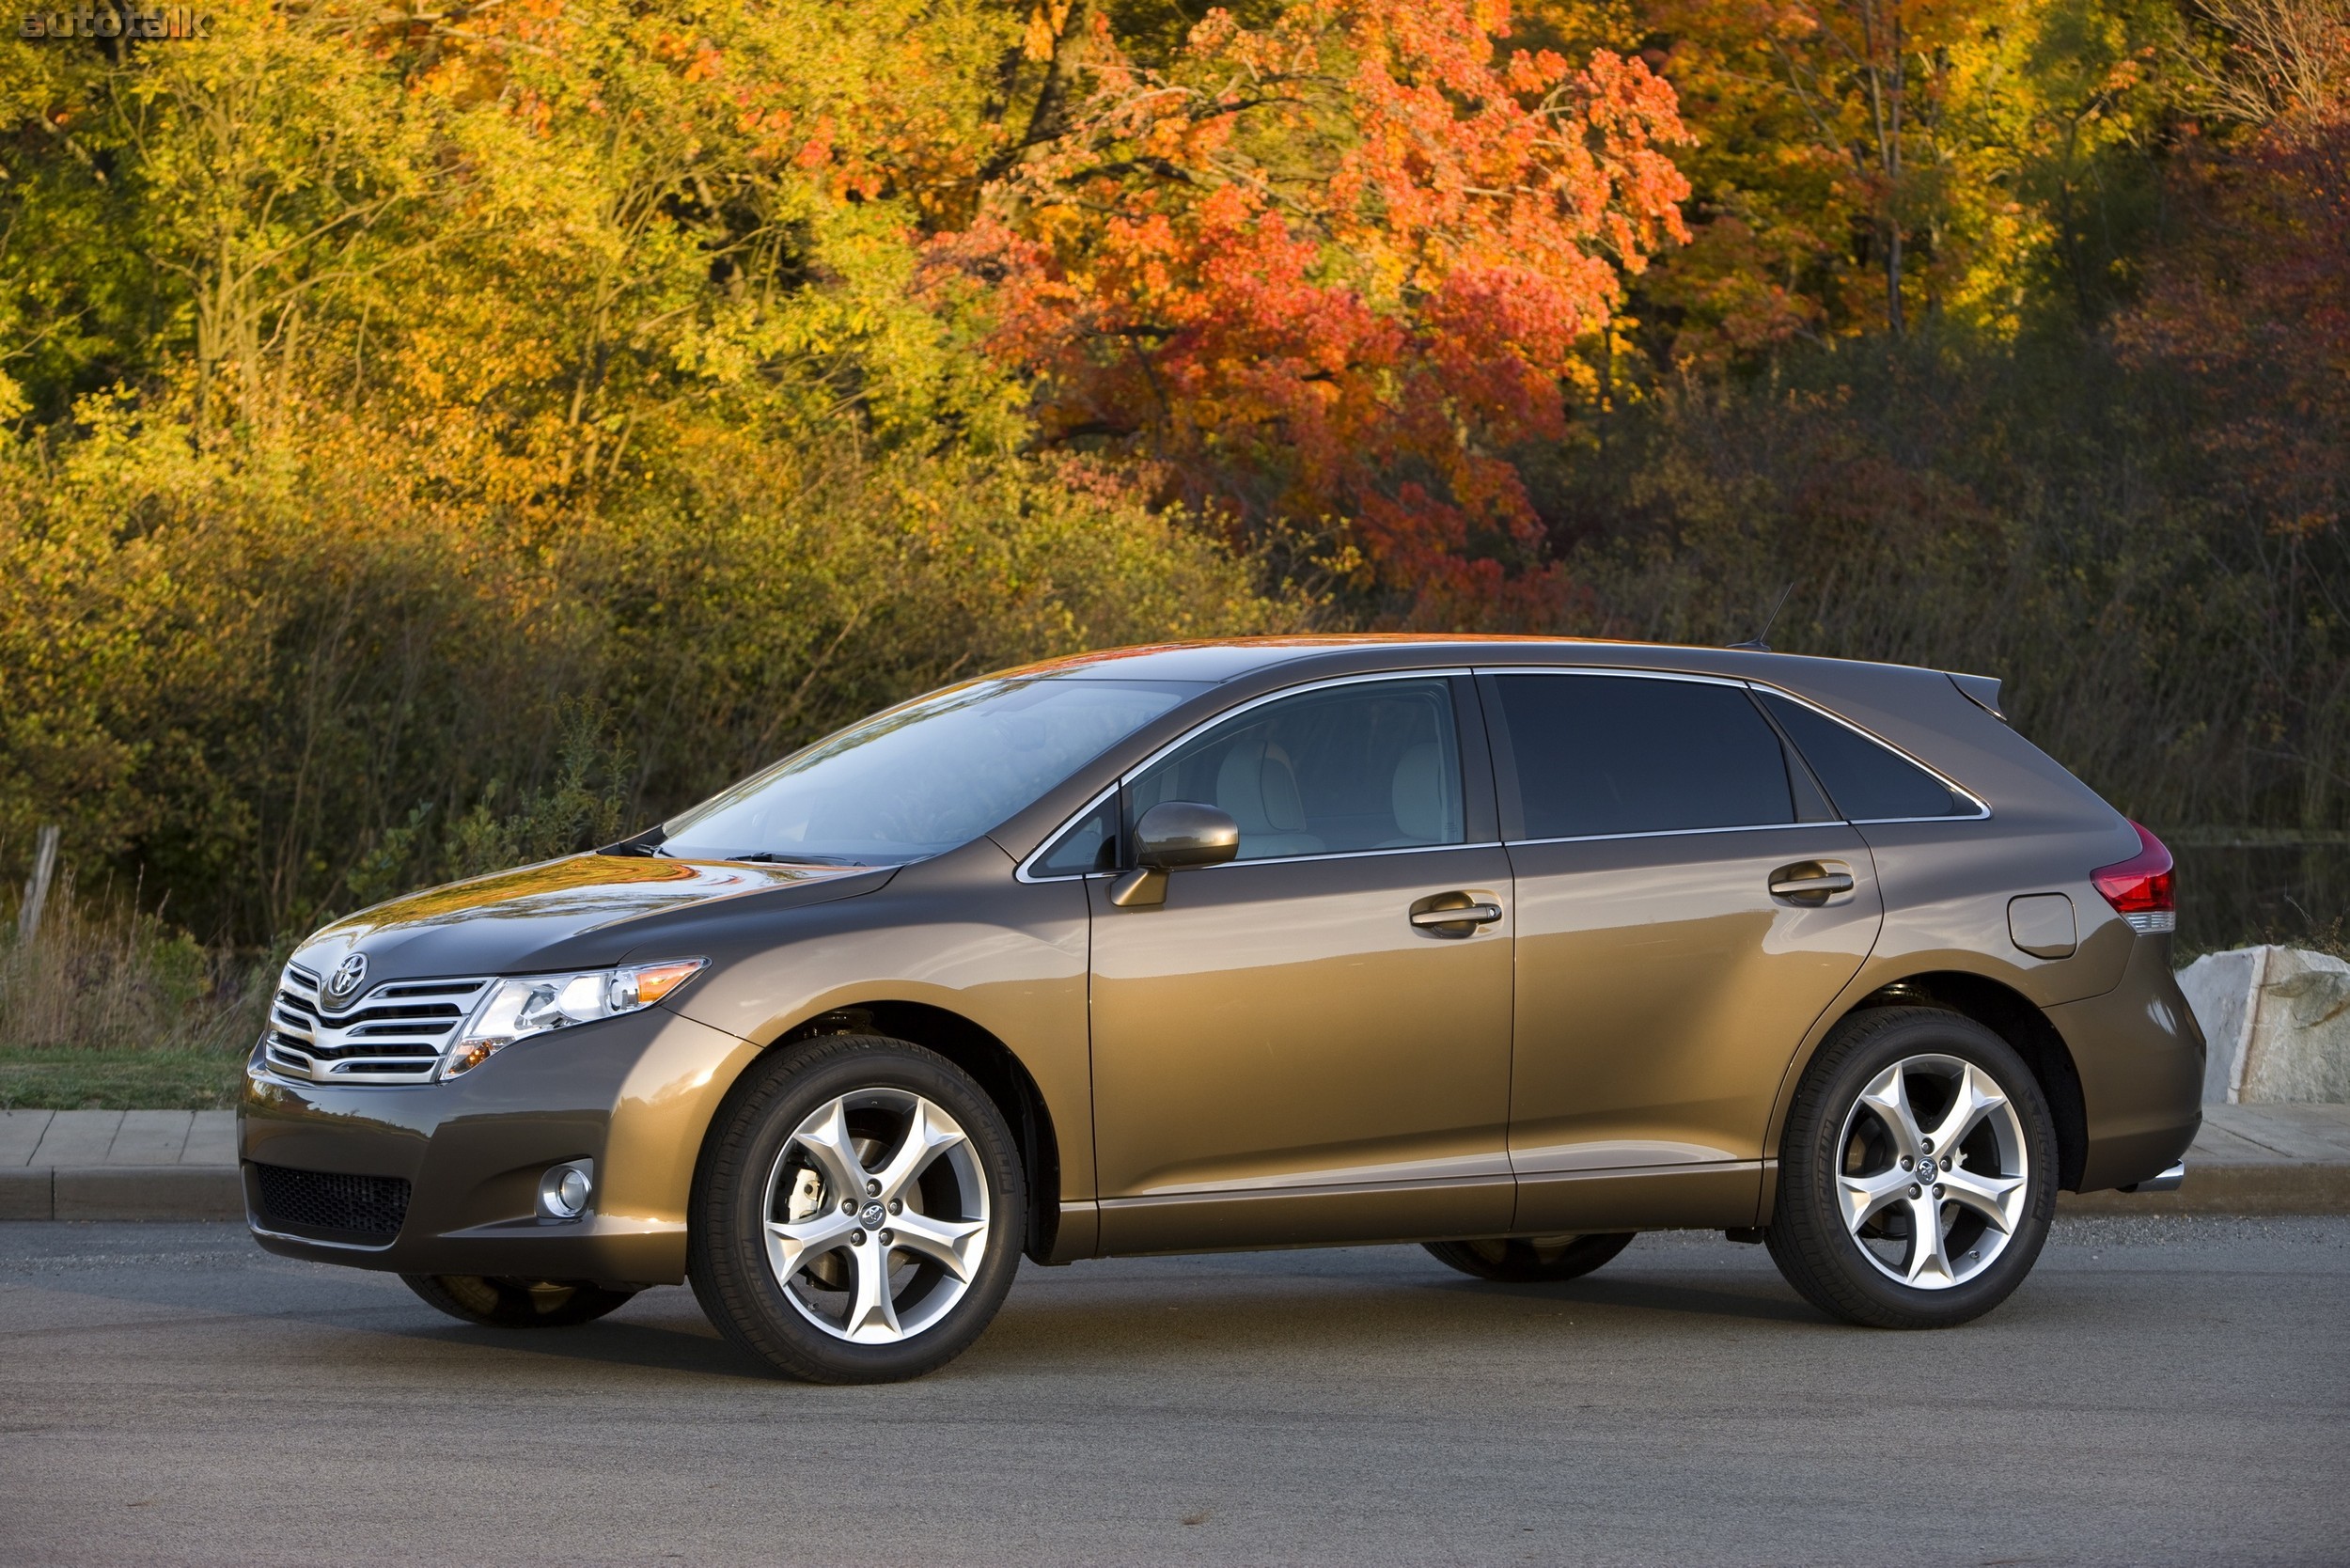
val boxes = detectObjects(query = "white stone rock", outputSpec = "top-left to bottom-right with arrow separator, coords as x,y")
2176,945 -> 2350,1105
2243,948 -> 2350,1103
2179,948 -> 2263,1104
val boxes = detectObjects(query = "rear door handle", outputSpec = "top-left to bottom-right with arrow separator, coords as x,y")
1769,863 -> 1856,902
1410,902 -> 1503,929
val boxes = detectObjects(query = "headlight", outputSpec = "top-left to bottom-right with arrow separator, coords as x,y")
441,959 -> 706,1079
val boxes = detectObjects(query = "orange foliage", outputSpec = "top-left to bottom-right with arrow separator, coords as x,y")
926,0 -> 1688,624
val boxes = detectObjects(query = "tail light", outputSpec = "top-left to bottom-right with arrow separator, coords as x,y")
2092,822 -> 2174,933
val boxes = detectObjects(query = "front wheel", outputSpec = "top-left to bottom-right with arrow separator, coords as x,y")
1424,1232 -> 1635,1282
402,1274 -> 639,1328
688,1034 -> 1026,1384
1767,1007 -> 2057,1328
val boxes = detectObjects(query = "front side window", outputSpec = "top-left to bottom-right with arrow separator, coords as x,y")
1128,679 -> 1465,861
659,677 -> 1203,865
1492,673 -> 1796,840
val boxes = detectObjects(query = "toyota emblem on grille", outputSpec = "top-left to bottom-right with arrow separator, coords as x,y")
325,952 -> 368,1000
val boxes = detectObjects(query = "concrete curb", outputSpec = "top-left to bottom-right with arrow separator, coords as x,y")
1,1162 -> 2344,1223
2059,1162 -> 2350,1215
0,1166 -> 244,1222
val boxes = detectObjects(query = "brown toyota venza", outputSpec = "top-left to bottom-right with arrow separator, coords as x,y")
243,637 -> 2199,1381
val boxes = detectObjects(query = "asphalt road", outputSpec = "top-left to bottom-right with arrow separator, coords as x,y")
3,1215 -> 2345,1568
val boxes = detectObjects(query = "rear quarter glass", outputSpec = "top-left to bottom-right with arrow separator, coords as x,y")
1758,691 -> 1971,821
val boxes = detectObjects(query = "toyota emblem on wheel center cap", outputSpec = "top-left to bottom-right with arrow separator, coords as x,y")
325,952 -> 368,1001
859,1200 -> 887,1230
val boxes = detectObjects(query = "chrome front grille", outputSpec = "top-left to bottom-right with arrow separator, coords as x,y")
264,964 -> 490,1085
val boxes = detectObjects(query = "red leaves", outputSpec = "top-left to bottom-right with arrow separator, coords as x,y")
2120,103 -> 2350,536
926,0 -> 1689,624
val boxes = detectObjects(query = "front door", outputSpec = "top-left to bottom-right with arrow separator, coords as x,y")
1089,674 -> 1516,1253
1481,670 -> 1886,1231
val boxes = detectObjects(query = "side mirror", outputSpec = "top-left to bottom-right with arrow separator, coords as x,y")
1111,802 -> 1239,907
1134,802 -> 1240,870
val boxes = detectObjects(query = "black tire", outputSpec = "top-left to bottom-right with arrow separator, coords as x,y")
1766,1006 -> 2058,1329
687,1034 -> 1026,1384
401,1273 -> 639,1328
1424,1232 -> 1636,1282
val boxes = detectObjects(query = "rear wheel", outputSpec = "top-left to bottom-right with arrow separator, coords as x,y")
1423,1232 -> 1635,1283
401,1273 -> 638,1328
688,1034 -> 1026,1384
1767,1007 -> 2056,1328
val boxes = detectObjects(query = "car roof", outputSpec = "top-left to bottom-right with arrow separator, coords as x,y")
1000,635 -> 1662,683
998,635 -> 1972,690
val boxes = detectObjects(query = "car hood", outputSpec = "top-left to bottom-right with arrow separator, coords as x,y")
291,855 -> 890,984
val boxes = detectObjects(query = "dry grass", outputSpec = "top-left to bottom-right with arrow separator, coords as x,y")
0,876 -> 272,1053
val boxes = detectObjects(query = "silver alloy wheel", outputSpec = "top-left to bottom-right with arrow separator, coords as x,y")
760,1088 -> 991,1344
1835,1053 -> 2029,1290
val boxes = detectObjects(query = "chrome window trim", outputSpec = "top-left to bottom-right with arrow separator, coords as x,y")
1742,680 -> 1993,823
1145,839 -> 1505,873
1505,819 -> 1831,851
1026,836 -> 1507,884
1014,669 -> 1474,881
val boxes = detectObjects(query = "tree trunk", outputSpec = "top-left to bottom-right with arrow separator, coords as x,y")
1022,1 -> 1095,149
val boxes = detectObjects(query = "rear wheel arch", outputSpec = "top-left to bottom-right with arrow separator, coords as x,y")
1803,974 -> 2089,1193
744,1001 -> 1064,1264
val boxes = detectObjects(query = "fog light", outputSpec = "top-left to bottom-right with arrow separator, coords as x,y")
538,1160 -> 593,1221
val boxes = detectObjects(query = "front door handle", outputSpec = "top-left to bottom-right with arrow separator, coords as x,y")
1410,901 -> 1503,929
1769,862 -> 1856,903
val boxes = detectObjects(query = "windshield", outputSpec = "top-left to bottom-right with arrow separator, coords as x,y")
658,676 -> 1203,865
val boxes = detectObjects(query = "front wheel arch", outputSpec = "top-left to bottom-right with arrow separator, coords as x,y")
741,1000 -> 1064,1264
686,1033 -> 1027,1381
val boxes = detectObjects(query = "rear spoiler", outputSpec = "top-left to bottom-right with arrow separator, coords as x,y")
1948,671 -> 2005,721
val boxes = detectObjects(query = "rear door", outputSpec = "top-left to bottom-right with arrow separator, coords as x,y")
1483,670 -> 1885,1229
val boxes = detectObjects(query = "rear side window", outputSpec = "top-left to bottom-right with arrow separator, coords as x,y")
1491,674 -> 1794,839
1758,692 -> 1974,821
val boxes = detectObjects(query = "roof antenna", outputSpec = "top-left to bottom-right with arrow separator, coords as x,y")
1728,582 -> 1794,652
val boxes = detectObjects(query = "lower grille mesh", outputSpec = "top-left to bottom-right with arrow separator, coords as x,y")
253,1164 -> 411,1239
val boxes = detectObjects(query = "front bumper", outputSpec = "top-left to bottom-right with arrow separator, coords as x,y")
241,1005 -> 756,1287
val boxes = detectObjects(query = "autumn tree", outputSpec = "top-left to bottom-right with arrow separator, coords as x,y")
2115,0 -> 2350,823
0,0 -> 1033,488
0,0 -> 1287,934
2124,0 -> 2346,538
929,0 -> 1689,624
1632,0 -> 2172,353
